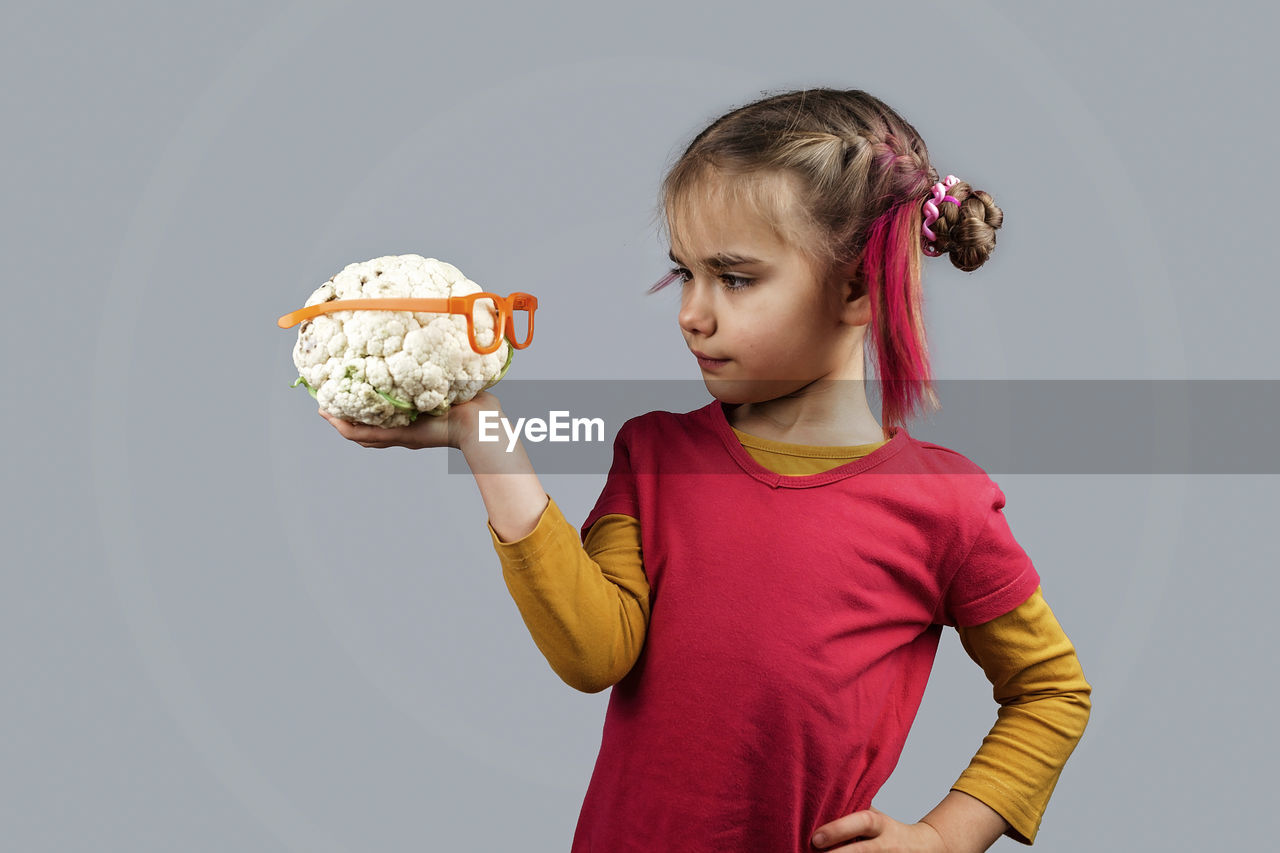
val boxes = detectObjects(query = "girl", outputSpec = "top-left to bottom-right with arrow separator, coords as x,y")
321,87 -> 1091,852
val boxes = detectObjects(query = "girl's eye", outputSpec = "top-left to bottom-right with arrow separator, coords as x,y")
669,266 -> 755,292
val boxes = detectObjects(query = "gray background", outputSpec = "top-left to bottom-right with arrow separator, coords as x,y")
5,0 -> 1275,850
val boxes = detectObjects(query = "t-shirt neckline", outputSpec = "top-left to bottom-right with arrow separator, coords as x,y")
705,400 -> 910,488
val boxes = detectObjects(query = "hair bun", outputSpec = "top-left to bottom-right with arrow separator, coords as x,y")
938,186 -> 1003,272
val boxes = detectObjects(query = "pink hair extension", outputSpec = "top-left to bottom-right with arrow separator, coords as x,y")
862,201 -> 933,429
648,268 -> 680,294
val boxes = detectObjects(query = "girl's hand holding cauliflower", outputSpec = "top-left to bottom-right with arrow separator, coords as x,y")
319,390 -> 501,451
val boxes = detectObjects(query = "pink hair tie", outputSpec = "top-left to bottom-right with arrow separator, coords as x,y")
921,175 -> 961,257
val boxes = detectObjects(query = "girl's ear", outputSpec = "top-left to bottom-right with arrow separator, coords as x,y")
835,262 -> 871,326
836,253 -> 870,320
842,290 -> 872,327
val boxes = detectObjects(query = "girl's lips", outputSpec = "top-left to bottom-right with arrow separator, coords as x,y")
695,353 -> 730,370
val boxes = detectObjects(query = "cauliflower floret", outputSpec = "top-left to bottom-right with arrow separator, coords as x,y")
289,254 -> 514,427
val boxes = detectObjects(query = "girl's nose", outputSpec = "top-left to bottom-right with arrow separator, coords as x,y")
678,280 -> 716,336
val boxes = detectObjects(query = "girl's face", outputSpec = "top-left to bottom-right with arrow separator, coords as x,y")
669,173 -> 870,405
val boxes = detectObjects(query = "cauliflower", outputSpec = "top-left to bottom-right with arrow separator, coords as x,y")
288,254 -> 514,427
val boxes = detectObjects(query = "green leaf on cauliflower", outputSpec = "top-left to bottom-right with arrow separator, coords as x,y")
375,388 -> 415,411
291,376 -> 319,399
483,340 -> 515,390
292,375 -> 421,423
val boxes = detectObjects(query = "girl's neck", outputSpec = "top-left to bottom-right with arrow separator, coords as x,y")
724,394 -> 886,446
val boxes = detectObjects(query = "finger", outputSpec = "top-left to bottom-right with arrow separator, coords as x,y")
813,835 -> 878,851
321,411 -> 376,441
812,810 -> 883,848
331,413 -> 372,433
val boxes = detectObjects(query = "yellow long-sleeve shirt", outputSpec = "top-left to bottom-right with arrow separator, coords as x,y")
487,425 -> 1091,844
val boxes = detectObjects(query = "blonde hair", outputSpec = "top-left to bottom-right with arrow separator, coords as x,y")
650,88 -> 1004,429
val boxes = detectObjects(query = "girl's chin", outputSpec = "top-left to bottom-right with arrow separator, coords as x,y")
703,377 -> 788,403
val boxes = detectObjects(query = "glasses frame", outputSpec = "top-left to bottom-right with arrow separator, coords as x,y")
277,292 -> 538,355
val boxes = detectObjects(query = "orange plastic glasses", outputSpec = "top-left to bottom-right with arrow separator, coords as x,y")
277,292 -> 538,355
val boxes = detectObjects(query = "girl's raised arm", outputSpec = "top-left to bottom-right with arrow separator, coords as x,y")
320,390 -> 650,692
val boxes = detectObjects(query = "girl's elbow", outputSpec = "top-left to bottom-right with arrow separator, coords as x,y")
556,657 -> 630,694
550,619 -> 647,693
1064,686 -> 1093,739
571,675 -> 616,695
1072,673 -> 1094,716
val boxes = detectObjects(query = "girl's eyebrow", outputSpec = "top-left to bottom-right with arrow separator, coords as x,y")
669,248 -> 765,271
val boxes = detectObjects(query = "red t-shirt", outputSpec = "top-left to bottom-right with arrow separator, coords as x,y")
572,401 -> 1041,852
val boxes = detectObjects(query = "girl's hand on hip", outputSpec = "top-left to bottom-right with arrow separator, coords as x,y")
317,391 -> 499,451
811,806 -> 947,852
